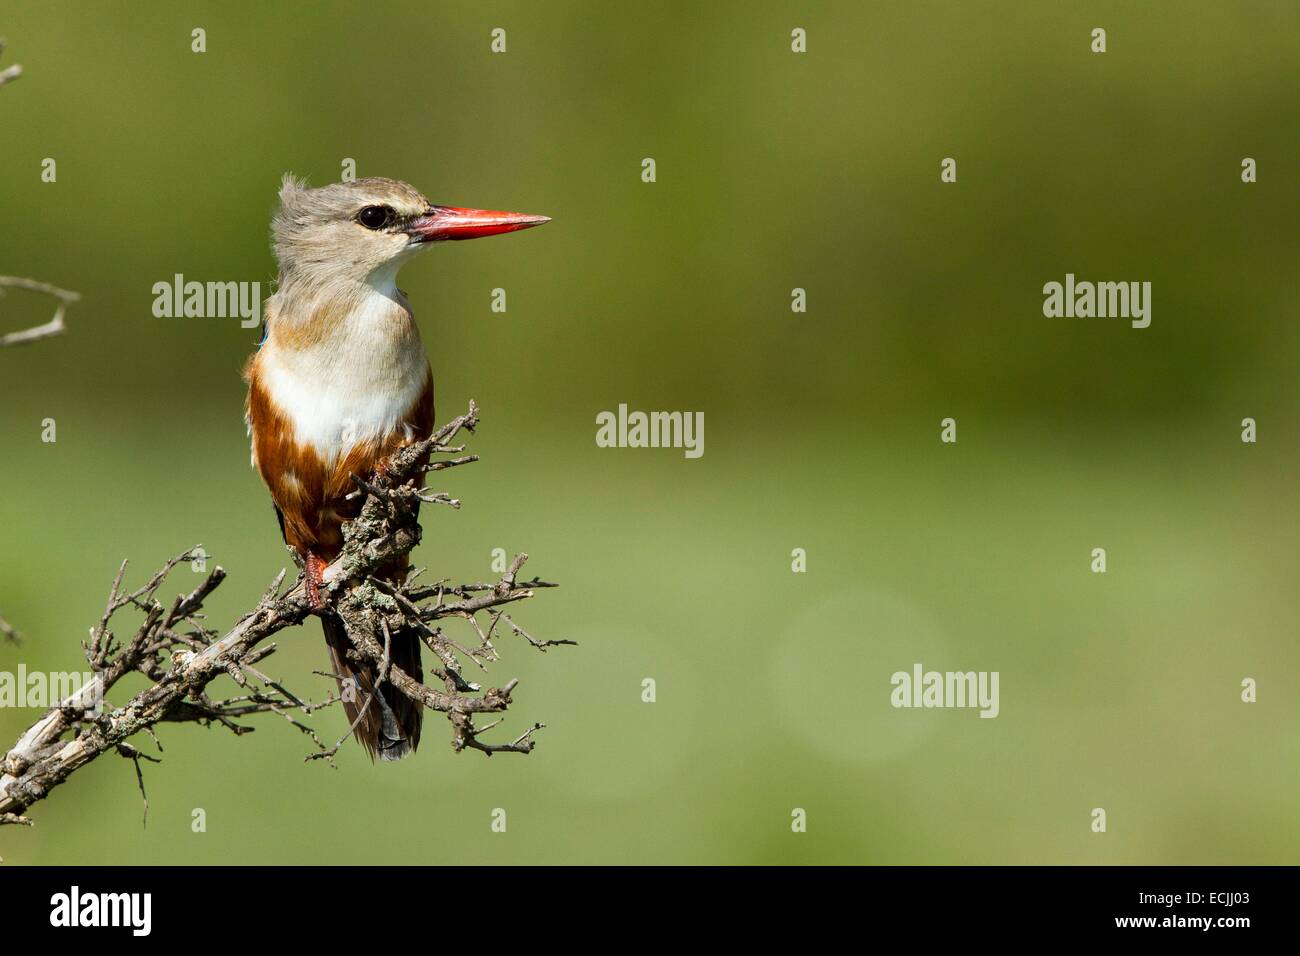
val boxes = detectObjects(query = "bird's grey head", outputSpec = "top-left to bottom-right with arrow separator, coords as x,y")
271,174 -> 550,289
272,176 -> 433,287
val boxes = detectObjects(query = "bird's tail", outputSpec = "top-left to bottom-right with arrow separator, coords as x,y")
322,613 -> 423,761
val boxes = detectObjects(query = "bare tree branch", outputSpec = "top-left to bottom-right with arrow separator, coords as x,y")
0,403 -> 566,825
0,43 -> 76,348
0,277 -> 79,347
0,37 -> 20,88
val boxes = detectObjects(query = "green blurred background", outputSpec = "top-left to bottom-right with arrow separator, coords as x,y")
1,1 -> 1297,865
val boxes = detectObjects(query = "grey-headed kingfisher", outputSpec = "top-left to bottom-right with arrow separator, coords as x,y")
244,175 -> 548,759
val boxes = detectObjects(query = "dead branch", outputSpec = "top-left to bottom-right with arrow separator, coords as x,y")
0,38 -> 20,88
1,43 -> 77,348
0,277 -> 79,347
0,402 -> 566,825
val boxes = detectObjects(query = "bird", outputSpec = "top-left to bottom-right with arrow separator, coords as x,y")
244,175 -> 549,760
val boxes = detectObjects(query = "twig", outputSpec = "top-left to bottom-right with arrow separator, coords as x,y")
116,743 -> 160,828
504,614 -> 578,653
0,36 -> 20,88
0,612 -> 20,645
0,277 -> 79,347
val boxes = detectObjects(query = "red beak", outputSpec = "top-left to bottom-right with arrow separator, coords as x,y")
405,205 -> 551,243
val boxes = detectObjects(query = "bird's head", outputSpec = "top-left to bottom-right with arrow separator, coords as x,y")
271,174 -> 549,289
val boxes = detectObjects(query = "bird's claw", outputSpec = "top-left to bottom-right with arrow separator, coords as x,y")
305,553 -> 329,612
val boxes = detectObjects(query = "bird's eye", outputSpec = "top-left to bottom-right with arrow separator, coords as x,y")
357,205 -> 394,230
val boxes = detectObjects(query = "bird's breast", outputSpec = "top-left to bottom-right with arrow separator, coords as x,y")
253,293 -> 430,464
257,350 -> 428,463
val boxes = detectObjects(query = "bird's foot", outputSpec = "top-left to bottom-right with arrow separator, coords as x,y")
305,553 -> 329,611
373,454 -> 397,481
